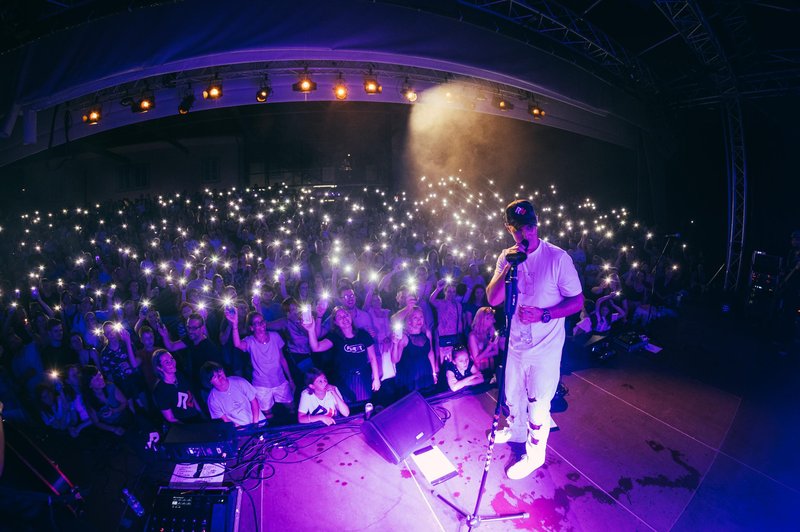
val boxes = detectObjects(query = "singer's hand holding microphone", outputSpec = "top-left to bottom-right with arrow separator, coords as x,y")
505,239 -> 529,266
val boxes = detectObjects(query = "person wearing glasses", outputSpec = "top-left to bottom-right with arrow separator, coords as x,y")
158,312 -> 225,392
226,308 -> 295,418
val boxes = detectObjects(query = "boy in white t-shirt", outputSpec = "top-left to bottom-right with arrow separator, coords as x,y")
297,368 -> 350,426
201,362 -> 264,427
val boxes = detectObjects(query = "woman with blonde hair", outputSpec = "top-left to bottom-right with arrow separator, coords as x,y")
391,306 -> 438,394
468,307 -> 500,371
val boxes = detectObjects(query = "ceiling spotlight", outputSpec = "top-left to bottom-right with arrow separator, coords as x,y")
493,96 -> 513,111
256,77 -> 272,103
133,89 -> 155,113
528,102 -> 546,119
203,77 -> 223,100
292,70 -> 317,93
333,74 -> 348,100
401,79 -> 417,102
178,93 -> 195,115
363,76 -> 382,95
82,104 -> 102,125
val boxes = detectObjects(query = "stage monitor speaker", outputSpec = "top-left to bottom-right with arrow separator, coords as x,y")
162,421 -> 237,462
361,391 -> 445,465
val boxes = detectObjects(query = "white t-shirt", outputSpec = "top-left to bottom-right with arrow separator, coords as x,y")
494,240 -> 582,358
207,376 -> 264,427
297,390 -> 337,418
243,333 -> 287,388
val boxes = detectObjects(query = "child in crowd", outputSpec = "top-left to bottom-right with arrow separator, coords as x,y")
444,348 -> 484,392
297,368 -> 350,425
201,361 -> 264,427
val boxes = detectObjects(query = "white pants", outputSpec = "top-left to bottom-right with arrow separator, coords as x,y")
504,350 -> 561,463
253,381 -> 293,411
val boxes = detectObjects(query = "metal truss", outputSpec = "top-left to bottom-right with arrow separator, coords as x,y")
716,0 -> 759,72
721,97 -> 747,292
672,68 -> 800,107
654,1 -> 738,95
655,1 -> 747,291
456,0 -> 660,95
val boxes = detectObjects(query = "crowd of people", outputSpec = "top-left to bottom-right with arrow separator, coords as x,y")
0,178 -> 699,444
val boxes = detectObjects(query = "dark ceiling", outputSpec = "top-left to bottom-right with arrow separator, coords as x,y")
2,0 -> 797,105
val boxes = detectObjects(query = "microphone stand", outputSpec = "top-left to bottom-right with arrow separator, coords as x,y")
432,256 -> 530,529
644,235 -> 673,329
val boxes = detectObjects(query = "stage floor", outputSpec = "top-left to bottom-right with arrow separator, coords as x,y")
233,349 -> 799,531
27,308 -> 800,531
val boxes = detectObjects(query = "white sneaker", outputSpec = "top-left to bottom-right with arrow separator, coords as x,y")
492,428 -> 522,444
506,454 -> 545,480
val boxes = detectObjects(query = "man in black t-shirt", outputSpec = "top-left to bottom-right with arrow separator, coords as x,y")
158,313 -> 225,390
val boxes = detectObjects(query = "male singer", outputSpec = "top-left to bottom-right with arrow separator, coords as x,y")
486,199 -> 583,479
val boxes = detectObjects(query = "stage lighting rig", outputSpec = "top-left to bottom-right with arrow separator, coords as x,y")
82,103 -> 102,125
493,95 -> 513,111
256,77 -> 272,103
363,74 -> 382,95
333,74 -> 348,100
203,76 -> 223,100
178,92 -> 195,115
401,79 -> 417,102
528,101 -> 546,120
292,69 -> 317,93
133,89 -> 155,113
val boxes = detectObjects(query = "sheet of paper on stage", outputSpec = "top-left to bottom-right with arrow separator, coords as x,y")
409,444 -> 458,486
170,462 -> 226,485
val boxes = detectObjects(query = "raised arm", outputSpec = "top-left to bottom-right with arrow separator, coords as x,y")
119,329 -> 140,368
377,265 -> 400,293
363,282 -> 375,310
105,285 -> 117,313
301,319 -> 333,352
133,308 -> 148,337
429,278 -> 445,301
461,283 -> 475,304
157,324 -> 186,352
33,291 -> 55,319
225,308 -> 246,351
278,272 -> 289,300
264,317 -> 287,332
390,331 -> 408,364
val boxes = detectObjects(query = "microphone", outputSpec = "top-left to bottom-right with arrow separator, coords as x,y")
506,239 -> 529,266
663,233 -> 681,238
